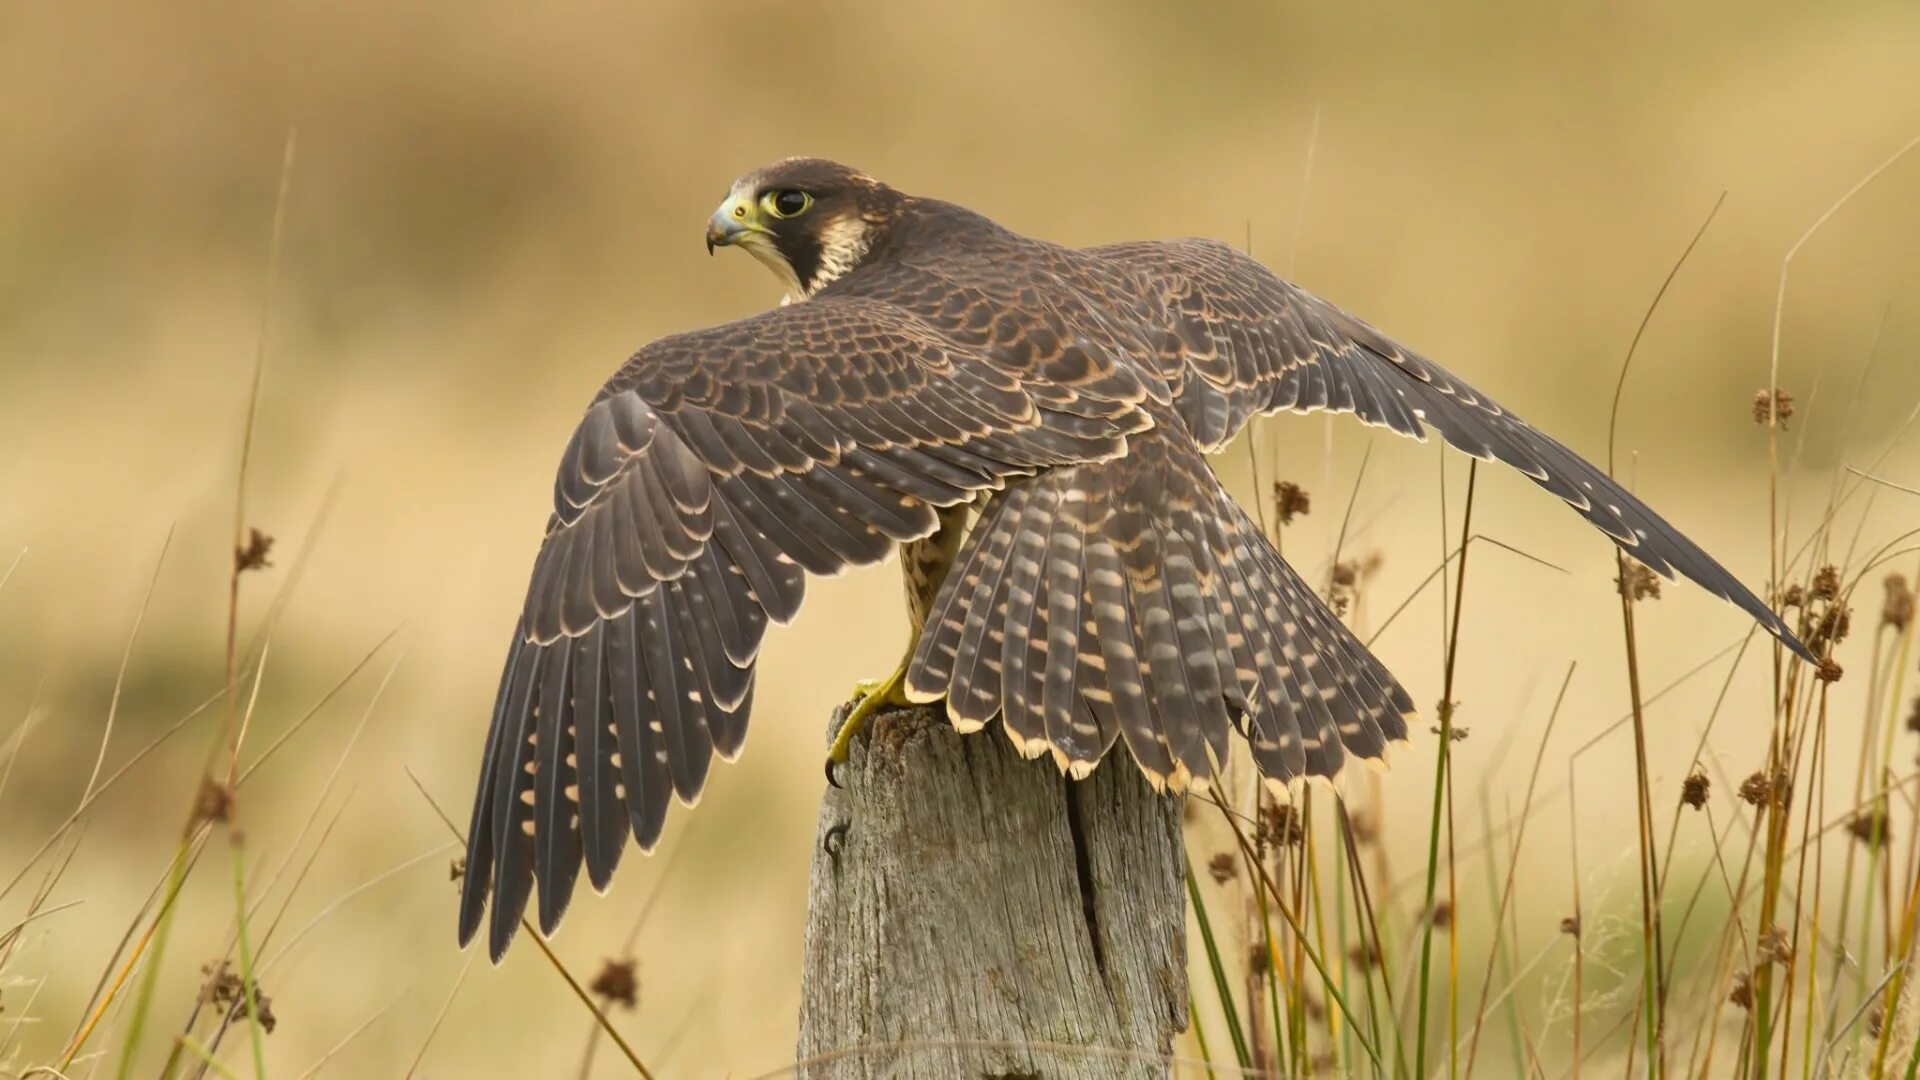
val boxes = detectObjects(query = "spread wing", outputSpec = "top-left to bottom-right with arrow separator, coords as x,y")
1090,237 -> 1812,662
458,295 -> 1149,960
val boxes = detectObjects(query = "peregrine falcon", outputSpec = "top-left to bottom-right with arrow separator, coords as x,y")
458,157 -> 1812,959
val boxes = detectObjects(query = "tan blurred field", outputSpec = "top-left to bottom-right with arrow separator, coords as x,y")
4,1 -> 1920,1075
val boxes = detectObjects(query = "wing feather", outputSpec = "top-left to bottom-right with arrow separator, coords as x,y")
910,487 -> 1024,709
998,482 -> 1058,756
532,643 -> 581,935
606,608 -> 671,853
573,625 -> 625,892
639,584 -> 710,804
1040,487 -> 1090,766
479,640 -> 541,959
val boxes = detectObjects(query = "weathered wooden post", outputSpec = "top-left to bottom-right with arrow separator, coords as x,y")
795,705 -> 1189,1078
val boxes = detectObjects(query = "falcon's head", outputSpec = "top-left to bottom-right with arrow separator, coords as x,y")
706,158 -> 896,302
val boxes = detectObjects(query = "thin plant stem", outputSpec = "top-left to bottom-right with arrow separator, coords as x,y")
1600,199 -> 1730,1077
174,1037 -> 240,1080
1337,803 -> 1403,1078
404,952 -> 475,1079
1190,989 -> 1219,1078
1606,192 -> 1727,477
225,832 -> 267,1079
293,989 -> 408,1080
1416,460 -> 1475,1080
1619,555 -> 1667,1076
83,532 -> 173,804
1188,857 -> 1254,1068
1462,663 -> 1576,1077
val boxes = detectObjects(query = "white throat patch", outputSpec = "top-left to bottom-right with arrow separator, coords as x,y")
806,214 -> 871,299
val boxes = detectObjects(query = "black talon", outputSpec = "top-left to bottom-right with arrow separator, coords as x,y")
825,756 -> 845,789
822,821 -> 850,867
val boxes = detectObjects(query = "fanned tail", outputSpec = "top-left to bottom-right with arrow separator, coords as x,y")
908,445 -> 1416,793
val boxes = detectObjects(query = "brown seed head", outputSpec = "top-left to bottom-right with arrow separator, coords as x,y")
1811,605 -> 1853,650
1730,969 -> 1754,1010
1848,807 -> 1891,849
1617,560 -> 1662,602
1429,901 -> 1454,930
193,777 -> 235,828
1325,551 -> 1380,617
1816,657 -> 1844,684
1752,387 -> 1795,428
1258,802 -> 1303,848
199,960 -> 276,1034
1758,924 -> 1793,966
1738,771 -> 1776,808
1273,481 -> 1312,526
1811,565 -> 1841,602
1347,941 -> 1383,970
1207,852 -> 1238,884
234,527 -> 275,573
1884,574 -> 1915,632
1560,915 -> 1581,937
1680,770 -> 1709,810
200,961 -> 242,1009
590,958 -> 639,1010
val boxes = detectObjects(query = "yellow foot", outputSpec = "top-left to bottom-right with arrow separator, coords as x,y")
825,659 -> 913,787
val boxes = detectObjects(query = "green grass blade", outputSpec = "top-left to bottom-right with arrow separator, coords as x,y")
1188,856 -> 1254,1069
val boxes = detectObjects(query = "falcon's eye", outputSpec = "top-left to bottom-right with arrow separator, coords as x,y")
762,189 -> 812,219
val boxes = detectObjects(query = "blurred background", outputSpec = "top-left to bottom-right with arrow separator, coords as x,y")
3,0 -> 1920,1074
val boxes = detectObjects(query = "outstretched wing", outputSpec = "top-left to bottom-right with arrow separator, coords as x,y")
459,295 -> 1150,961
1090,237 -> 1812,662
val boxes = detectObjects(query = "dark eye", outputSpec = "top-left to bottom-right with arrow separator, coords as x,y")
764,189 -> 812,218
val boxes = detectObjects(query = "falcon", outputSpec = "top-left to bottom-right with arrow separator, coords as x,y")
458,157 -> 1812,959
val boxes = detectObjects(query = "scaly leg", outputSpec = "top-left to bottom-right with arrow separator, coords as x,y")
824,637 -> 917,772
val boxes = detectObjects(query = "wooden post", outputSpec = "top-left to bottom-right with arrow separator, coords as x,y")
795,705 -> 1189,1079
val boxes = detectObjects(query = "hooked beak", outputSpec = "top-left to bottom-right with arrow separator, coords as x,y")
706,196 -> 761,255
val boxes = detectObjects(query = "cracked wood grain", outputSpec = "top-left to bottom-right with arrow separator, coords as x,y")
796,705 -> 1188,1079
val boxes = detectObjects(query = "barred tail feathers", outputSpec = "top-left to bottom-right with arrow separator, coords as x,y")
907,458 -> 1415,793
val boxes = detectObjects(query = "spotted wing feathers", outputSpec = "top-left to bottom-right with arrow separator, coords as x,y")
459,296 -> 1146,961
